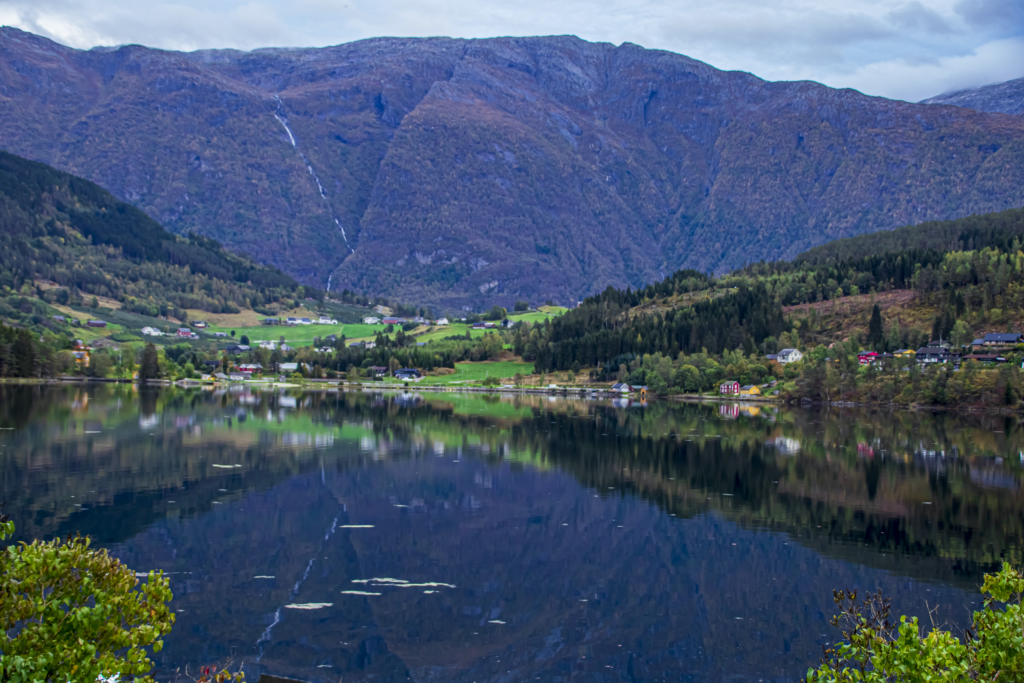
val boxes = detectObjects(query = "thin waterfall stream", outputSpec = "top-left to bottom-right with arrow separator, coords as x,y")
273,95 -> 353,292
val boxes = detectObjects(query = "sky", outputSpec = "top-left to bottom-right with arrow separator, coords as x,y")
1,0 -> 1023,102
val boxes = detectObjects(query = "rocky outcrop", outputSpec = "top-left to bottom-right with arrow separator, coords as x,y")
3,28 -> 1024,309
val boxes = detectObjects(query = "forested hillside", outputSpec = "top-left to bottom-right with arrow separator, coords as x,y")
3,28 -> 1024,308
0,151 -> 307,319
510,206 -> 1024,405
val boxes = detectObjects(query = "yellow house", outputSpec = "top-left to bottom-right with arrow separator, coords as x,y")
894,349 -> 916,358
739,385 -> 760,396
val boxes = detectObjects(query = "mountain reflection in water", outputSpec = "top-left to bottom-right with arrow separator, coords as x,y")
1,384 -> 1022,682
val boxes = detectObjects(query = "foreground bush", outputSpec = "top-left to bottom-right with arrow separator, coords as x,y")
0,513 -> 175,682
809,563 -> 1024,682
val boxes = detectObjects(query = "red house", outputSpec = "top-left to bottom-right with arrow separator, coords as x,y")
857,351 -> 879,365
177,328 -> 192,338
719,381 -> 740,395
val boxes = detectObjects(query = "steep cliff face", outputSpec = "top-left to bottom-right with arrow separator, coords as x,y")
3,28 -> 1024,309
921,76 -> 1024,116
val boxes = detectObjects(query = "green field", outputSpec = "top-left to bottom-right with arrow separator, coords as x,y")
388,361 -> 534,385
204,322 -> 386,345
508,305 -> 568,323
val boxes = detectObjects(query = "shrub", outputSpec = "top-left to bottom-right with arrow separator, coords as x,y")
0,514 -> 175,682
808,563 -> 1024,682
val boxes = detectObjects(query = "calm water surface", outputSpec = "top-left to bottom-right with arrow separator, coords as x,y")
2,385 -> 1023,682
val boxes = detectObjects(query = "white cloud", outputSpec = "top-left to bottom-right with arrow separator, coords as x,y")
1,0 -> 1021,101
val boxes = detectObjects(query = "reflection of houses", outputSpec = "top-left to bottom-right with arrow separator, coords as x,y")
612,397 -> 632,409
719,403 -> 739,419
739,405 -> 761,417
767,436 -> 801,454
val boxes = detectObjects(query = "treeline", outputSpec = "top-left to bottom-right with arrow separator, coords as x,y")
720,207 -> 1024,309
796,207 -> 1024,265
531,284 -> 787,374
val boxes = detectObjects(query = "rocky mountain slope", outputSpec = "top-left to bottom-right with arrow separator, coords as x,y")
921,76 -> 1024,116
2,28 -> 1024,309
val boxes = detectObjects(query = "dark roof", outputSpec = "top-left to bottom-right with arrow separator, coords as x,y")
983,333 -> 1022,342
916,347 -> 951,355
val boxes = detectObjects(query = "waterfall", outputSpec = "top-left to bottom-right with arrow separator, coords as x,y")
273,96 -> 353,255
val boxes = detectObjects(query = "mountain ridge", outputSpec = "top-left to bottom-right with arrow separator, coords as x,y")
921,76 -> 1024,116
3,27 -> 1024,309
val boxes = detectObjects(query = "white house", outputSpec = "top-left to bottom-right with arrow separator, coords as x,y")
363,316 -> 380,325
776,348 -> 804,364
611,382 -> 631,394
141,326 -> 162,336
434,317 -> 449,326
318,316 -> 338,325
258,340 -> 277,350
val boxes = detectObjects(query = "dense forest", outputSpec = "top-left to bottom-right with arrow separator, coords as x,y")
0,152 -> 308,318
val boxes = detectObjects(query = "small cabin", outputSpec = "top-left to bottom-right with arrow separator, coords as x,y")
719,381 -> 740,395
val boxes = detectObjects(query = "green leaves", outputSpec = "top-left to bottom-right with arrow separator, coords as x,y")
1,524 -> 175,683
809,563 -> 1024,682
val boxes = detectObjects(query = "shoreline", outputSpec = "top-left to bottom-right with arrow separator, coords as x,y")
3,377 -> 1020,414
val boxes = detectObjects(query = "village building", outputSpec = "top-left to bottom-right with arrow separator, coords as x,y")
982,333 -> 1024,346
776,348 -> 803,364
362,316 -> 381,324
916,346 -> 958,363
87,320 -> 107,328
739,385 -> 760,396
719,381 -> 741,395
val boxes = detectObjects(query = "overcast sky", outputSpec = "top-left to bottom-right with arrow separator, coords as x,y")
2,0 -> 1022,102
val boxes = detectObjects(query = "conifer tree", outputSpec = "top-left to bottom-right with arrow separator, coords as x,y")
139,343 -> 160,381
867,304 -> 884,349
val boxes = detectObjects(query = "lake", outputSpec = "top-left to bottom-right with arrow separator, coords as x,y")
1,384 -> 1022,682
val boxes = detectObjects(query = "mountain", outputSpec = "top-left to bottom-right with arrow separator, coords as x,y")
0,150 -> 301,317
3,28 -> 1024,310
921,76 -> 1024,116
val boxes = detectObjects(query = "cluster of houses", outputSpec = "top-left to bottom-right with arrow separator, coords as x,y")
472,320 -> 515,329
719,380 -> 778,397
362,315 -> 449,326
763,348 -> 803,364
262,316 -> 339,326
857,333 -> 1024,367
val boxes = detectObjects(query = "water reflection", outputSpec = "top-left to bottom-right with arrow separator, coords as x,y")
1,385 -> 1022,682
